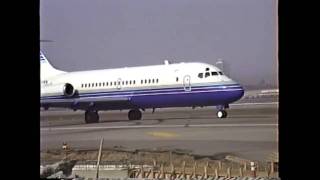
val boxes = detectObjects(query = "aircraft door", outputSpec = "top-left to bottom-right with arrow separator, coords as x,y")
183,75 -> 191,91
117,78 -> 122,90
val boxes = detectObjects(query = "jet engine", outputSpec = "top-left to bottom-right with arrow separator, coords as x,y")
41,83 -> 76,97
63,83 -> 75,97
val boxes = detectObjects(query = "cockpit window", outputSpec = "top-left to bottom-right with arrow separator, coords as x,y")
219,72 -> 223,75
205,72 -> 210,78
198,73 -> 203,78
211,72 -> 218,76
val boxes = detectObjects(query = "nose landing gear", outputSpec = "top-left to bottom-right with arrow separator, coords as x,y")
217,110 -> 227,118
216,104 -> 229,118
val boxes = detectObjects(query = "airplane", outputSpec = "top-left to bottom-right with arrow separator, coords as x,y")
40,51 -> 244,123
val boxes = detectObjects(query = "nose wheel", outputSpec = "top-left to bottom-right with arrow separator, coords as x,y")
85,110 -> 99,123
217,110 -> 227,118
128,109 -> 142,120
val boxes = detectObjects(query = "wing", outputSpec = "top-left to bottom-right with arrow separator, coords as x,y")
40,96 -> 134,110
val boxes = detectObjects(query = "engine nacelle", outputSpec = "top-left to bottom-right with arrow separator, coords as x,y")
41,83 -> 76,97
63,83 -> 75,97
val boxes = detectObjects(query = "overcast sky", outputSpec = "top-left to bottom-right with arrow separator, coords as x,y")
40,0 -> 277,86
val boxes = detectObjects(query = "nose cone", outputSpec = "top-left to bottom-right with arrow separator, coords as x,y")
228,83 -> 245,103
237,85 -> 245,100
219,83 -> 245,104
225,80 -> 245,101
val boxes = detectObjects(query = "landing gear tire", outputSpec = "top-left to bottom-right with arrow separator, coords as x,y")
128,109 -> 142,120
217,110 -> 227,118
85,111 -> 99,123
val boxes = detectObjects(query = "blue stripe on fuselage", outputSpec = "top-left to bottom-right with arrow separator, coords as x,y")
41,84 -> 242,100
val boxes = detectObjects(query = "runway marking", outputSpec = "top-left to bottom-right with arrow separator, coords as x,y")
231,102 -> 278,106
41,123 -> 278,131
147,131 -> 179,138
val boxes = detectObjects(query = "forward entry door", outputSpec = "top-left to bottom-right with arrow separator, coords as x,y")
116,78 -> 122,90
183,75 -> 191,91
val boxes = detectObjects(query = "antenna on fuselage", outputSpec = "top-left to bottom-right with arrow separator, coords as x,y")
164,60 -> 172,65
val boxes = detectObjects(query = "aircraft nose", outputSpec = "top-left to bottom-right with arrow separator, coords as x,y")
237,84 -> 245,100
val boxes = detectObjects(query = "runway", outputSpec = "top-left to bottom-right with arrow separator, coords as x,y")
41,101 -> 278,161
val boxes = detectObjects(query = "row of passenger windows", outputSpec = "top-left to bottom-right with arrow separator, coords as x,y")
81,81 -> 134,88
141,79 -> 159,84
198,71 -> 223,78
81,79 -> 159,88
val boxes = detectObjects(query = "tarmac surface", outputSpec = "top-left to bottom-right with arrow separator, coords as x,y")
40,96 -> 278,162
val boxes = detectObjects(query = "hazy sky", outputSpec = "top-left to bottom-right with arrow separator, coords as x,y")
40,0 -> 277,86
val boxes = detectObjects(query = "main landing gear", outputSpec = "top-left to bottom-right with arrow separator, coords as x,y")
84,109 -> 143,123
85,110 -> 99,123
128,109 -> 142,120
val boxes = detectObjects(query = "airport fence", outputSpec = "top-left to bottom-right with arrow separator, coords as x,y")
70,159 -> 278,179
81,178 -> 280,180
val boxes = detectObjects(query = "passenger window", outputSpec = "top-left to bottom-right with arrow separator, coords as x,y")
176,77 -> 179,82
141,80 -> 143,84
152,79 -> 155,83
198,73 -> 203,78
156,79 -> 159,83
103,82 -> 105,86
133,80 -> 135,84
81,84 -> 83,88
130,80 -> 132,85
99,83 -> 101,86
88,84 -> 90,87
114,81 -> 116,85
205,72 -> 210,78
211,72 -> 218,76
92,83 -> 94,87
110,82 -> 112,86
96,83 -> 98,87
149,79 -> 151,83
126,81 -> 128,85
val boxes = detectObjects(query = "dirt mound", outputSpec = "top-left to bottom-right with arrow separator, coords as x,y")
41,147 -> 247,168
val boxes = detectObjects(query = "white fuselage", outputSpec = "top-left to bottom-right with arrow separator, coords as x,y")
41,62 -> 244,111
42,62 -> 233,96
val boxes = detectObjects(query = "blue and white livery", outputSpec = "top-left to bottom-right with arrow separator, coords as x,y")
40,51 -> 244,123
